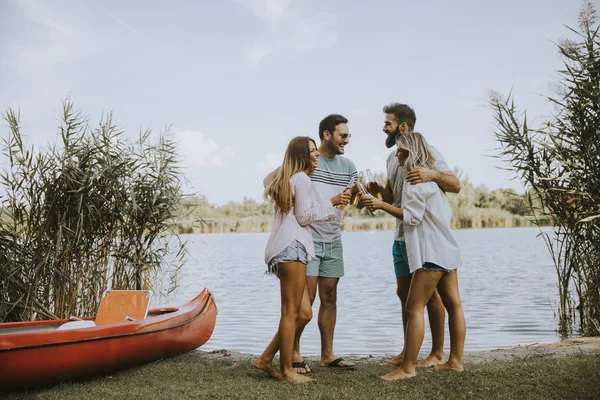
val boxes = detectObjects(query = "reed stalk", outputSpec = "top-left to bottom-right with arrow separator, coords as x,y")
0,99 -> 187,322
490,1 -> 600,336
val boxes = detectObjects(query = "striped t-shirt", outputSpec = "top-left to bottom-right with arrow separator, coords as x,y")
309,155 -> 358,243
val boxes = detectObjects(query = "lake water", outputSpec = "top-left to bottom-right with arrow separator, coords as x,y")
160,227 -> 559,356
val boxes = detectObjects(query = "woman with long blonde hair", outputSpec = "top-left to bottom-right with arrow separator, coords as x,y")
362,131 -> 465,381
254,136 -> 335,384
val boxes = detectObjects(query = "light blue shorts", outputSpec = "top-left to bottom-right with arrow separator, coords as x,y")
306,240 -> 344,278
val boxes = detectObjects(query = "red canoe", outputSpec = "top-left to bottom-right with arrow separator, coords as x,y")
0,289 -> 217,391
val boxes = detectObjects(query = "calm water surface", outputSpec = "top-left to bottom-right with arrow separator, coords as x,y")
160,227 -> 559,356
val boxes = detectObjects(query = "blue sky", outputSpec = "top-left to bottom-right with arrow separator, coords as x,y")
0,0 -> 586,204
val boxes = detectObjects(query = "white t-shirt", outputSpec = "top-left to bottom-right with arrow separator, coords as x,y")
386,145 -> 450,241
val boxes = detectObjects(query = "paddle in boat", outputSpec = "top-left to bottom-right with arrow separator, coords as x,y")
0,288 -> 217,391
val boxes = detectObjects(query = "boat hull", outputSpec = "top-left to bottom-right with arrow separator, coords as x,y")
0,289 -> 217,391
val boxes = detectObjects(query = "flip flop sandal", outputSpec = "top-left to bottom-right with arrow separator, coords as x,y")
324,357 -> 356,369
292,361 -> 312,374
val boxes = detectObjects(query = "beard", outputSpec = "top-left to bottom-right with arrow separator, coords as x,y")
326,140 -> 344,155
385,127 -> 401,148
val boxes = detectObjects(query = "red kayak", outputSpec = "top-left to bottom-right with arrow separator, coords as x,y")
0,289 -> 217,391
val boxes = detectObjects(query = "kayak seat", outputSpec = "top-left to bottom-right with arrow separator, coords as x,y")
56,320 -> 97,330
94,290 -> 152,326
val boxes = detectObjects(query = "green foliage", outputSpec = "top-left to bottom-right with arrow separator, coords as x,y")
491,1 -> 600,336
177,170 -> 537,234
0,99 -> 187,322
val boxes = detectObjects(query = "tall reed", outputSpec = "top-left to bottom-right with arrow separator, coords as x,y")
0,99 -> 187,322
491,2 -> 600,336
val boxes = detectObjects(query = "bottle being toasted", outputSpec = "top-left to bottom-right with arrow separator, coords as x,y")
349,171 -> 374,208
343,170 -> 382,209
350,172 -> 366,206
364,169 -> 383,200
335,176 -> 356,210
354,177 -> 375,216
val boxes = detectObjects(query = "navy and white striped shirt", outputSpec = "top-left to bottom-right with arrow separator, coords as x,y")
309,155 -> 357,242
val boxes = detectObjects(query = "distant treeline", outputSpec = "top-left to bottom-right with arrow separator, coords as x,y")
174,170 -> 549,234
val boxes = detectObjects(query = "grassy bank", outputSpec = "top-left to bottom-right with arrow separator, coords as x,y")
7,339 -> 600,399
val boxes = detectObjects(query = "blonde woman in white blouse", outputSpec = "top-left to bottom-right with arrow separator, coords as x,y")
253,136 -> 336,384
362,132 -> 466,381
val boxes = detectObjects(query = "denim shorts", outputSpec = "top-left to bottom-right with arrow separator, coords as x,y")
267,240 -> 309,275
393,241 -> 452,277
422,262 -> 453,273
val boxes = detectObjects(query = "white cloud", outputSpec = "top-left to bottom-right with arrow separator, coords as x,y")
223,145 -> 235,157
247,45 -> 272,66
234,0 -> 339,66
234,0 -> 292,27
176,130 -> 234,169
293,12 -> 339,51
257,152 -> 282,172
7,0 -> 144,75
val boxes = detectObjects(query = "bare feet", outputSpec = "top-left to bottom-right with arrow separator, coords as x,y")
383,352 -> 404,366
279,371 -> 313,384
380,367 -> 417,381
417,353 -> 445,368
433,361 -> 464,372
253,357 -> 279,379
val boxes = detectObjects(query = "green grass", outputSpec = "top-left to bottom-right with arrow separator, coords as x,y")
6,352 -> 600,400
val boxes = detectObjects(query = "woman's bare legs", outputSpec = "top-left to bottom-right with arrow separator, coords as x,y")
384,276 -> 445,368
433,270 -> 465,372
381,269 -> 443,381
254,283 -> 313,377
420,290 -> 446,367
253,262 -> 312,383
383,276 -> 411,366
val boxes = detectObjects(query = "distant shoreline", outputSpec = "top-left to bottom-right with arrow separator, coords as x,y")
174,214 -> 545,234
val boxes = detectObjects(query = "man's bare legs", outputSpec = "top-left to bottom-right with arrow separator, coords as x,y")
317,277 -> 354,367
433,270 -> 465,372
384,276 -> 411,366
253,262 -> 312,384
384,275 -> 445,367
292,276 -> 355,369
381,269 -> 443,381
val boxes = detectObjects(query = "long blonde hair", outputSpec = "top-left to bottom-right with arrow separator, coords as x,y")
396,132 -> 436,171
264,136 -> 316,214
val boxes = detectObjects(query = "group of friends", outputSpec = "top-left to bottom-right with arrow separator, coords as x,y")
254,103 -> 466,384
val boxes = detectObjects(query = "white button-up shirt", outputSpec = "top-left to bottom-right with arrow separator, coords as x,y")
402,181 -> 461,273
264,172 -> 336,265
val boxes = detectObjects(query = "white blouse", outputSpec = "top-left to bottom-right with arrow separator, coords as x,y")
264,172 -> 336,265
402,181 -> 461,273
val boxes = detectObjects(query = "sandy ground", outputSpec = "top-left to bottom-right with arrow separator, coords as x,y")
200,337 -> 600,365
